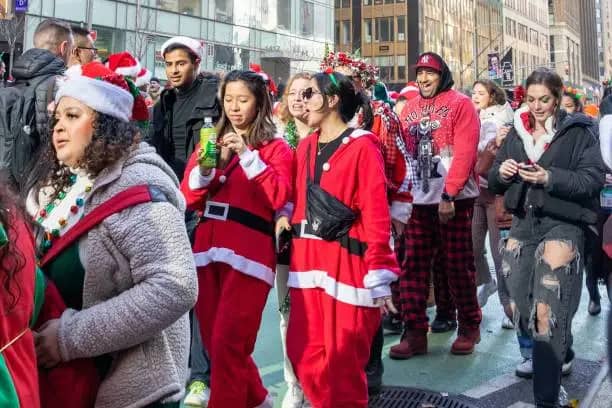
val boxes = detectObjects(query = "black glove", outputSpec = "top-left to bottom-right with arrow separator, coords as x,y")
600,94 -> 612,116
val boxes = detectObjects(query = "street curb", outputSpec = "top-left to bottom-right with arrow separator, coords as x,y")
580,361 -> 610,408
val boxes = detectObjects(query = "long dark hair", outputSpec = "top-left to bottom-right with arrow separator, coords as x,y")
24,113 -> 141,205
525,68 -> 564,128
312,72 -> 374,130
216,70 -> 276,148
0,174 -> 26,310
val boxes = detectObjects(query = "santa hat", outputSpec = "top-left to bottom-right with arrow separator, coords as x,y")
249,63 -> 278,96
105,51 -> 141,78
161,36 -> 203,61
399,81 -> 420,101
388,91 -> 399,102
56,62 -> 148,124
135,67 -> 153,88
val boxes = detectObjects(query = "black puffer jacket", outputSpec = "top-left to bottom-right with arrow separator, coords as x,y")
488,109 -> 605,225
12,48 -> 65,139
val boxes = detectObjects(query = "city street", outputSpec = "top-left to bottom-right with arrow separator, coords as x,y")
252,280 -> 610,407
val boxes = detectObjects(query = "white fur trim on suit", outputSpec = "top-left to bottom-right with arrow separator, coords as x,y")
390,201 -> 412,224
194,247 -> 275,286
188,167 -> 216,190
288,270 -> 379,308
513,106 -> 555,163
55,76 -> 133,122
239,149 -> 267,180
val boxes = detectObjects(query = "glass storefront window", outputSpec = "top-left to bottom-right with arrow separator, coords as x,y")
215,0 -> 233,23
156,0 -> 201,15
94,26 -> 126,61
54,0 -> 86,21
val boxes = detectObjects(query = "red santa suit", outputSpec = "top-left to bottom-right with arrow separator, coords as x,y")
181,138 -> 293,408
286,128 -> 400,408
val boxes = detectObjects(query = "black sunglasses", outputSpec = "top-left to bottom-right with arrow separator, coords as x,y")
301,87 -> 322,100
77,46 -> 98,54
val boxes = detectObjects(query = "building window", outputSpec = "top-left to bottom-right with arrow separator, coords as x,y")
335,0 -> 341,8
376,56 -> 394,81
214,0 -> 233,23
342,20 -> 351,44
384,0 -> 394,4
335,21 -> 340,44
364,18 -> 373,43
397,55 -> 406,80
506,17 -> 512,36
376,17 -> 394,42
364,0 -> 371,5
397,15 -> 405,41
302,1 -> 314,36
278,0 -> 291,30
342,0 -> 350,7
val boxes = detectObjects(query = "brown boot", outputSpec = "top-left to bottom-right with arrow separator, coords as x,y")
450,326 -> 480,355
389,329 -> 428,360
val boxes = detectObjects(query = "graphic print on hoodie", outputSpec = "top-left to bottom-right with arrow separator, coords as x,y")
400,52 -> 480,205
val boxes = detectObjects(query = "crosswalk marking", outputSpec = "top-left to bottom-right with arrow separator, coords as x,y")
462,373 -> 523,399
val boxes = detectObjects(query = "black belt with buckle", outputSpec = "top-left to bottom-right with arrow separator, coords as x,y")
291,221 -> 368,257
200,201 -> 274,237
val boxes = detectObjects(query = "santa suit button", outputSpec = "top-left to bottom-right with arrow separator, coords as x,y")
322,163 -> 330,171
342,137 -> 350,144
219,175 -> 227,183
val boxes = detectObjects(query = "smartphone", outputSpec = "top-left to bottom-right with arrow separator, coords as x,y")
519,163 -> 537,172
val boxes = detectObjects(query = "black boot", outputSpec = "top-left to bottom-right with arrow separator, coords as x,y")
366,324 -> 384,398
430,316 -> 458,333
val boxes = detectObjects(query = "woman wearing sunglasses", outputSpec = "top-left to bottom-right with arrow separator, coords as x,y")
181,70 -> 293,408
286,72 -> 399,408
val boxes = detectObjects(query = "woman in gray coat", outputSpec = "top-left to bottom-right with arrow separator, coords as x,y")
27,61 -> 197,408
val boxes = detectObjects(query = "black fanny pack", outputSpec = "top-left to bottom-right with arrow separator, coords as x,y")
305,143 -> 356,241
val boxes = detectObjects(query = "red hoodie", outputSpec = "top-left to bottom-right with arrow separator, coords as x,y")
401,88 -> 480,204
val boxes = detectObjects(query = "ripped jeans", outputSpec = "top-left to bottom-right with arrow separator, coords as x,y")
502,213 -> 584,408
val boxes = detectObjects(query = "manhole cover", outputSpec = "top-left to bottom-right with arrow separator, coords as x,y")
369,386 -> 481,408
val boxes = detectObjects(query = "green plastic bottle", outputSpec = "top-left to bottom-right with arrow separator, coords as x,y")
199,117 -> 217,168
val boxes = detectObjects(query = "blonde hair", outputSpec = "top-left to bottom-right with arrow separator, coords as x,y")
278,72 -> 312,124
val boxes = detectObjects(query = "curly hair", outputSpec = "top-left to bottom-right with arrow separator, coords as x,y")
473,79 -> 507,107
0,173 -> 26,310
27,112 -> 141,205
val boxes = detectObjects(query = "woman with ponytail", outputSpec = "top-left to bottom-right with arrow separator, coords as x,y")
286,71 -> 399,407
0,179 -> 40,408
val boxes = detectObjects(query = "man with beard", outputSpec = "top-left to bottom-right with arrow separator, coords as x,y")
390,52 -> 482,359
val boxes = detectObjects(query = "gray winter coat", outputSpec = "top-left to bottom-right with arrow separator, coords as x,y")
44,143 -> 197,407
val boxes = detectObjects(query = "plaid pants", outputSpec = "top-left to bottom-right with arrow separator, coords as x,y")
398,199 -> 482,330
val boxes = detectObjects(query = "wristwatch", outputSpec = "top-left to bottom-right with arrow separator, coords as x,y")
441,192 -> 455,202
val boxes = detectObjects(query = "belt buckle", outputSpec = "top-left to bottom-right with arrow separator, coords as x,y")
300,220 -> 322,240
204,201 -> 229,221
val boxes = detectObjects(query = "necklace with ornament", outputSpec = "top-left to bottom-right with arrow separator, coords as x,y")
36,173 -> 94,252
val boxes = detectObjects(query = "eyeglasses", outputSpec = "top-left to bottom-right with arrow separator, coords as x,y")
77,46 -> 98,55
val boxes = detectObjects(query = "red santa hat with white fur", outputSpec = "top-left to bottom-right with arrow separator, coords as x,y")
105,51 -> 141,79
249,63 -> 278,97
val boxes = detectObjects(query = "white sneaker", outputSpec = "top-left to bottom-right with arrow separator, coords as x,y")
184,380 -> 210,407
282,384 -> 308,408
477,280 -> 498,307
514,357 -> 572,379
515,358 -> 533,378
501,316 -> 515,330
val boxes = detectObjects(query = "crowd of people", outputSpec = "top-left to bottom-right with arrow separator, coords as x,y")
0,18 -> 610,408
